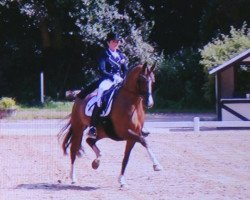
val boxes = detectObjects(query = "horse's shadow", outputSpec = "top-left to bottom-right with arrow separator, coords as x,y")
16,183 -> 99,191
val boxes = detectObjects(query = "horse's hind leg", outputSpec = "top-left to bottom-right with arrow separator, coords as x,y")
86,138 -> 102,169
70,124 -> 86,184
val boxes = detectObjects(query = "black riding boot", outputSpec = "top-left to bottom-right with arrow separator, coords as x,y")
88,105 -> 102,138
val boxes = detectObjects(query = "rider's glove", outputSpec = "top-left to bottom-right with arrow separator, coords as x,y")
120,59 -> 126,64
113,74 -> 123,83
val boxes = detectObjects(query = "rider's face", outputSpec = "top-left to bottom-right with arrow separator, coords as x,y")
107,40 -> 120,51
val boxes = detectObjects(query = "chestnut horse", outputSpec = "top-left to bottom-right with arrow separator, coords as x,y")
59,63 -> 162,187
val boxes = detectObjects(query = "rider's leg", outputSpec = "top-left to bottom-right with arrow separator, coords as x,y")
88,79 -> 113,138
96,79 -> 113,107
89,87 -> 104,135
96,88 -> 104,107
88,104 -> 102,137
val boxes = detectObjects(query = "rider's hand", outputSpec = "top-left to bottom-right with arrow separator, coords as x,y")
120,59 -> 126,64
113,74 -> 123,83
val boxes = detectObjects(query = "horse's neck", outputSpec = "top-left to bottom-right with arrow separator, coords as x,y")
116,88 -> 145,119
120,81 -> 144,111
118,65 -> 145,111
122,68 -> 140,94
121,76 -> 138,100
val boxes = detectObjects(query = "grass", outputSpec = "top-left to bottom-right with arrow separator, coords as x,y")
1,101 -> 215,120
5,101 -> 73,120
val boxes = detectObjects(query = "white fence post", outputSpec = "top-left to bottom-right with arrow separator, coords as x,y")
40,72 -> 44,104
194,117 -> 200,132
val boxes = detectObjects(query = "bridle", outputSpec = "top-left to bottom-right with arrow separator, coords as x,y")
137,74 -> 152,98
121,63 -> 156,108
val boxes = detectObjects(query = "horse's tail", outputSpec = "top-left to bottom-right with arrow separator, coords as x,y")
58,114 -> 73,155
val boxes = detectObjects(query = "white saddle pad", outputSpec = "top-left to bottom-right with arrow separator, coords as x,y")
85,91 -> 115,117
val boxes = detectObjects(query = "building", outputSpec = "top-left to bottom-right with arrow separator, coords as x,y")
209,48 -> 250,121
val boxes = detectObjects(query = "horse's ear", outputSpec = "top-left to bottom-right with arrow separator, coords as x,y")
142,62 -> 148,74
150,62 -> 157,72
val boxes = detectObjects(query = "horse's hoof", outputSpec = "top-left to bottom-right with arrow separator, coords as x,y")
119,184 -> 126,190
153,164 -> 163,171
92,158 -> 100,169
118,175 -> 126,188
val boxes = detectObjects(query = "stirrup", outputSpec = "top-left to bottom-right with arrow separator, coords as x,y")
88,126 -> 97,138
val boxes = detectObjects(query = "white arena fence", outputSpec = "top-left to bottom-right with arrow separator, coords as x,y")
146,117 -> 250,132
0,118 -> 250,135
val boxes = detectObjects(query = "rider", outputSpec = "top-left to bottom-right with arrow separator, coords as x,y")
88,32 -> 128,138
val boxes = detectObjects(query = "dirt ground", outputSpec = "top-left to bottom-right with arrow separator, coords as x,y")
0,130 -> 250,200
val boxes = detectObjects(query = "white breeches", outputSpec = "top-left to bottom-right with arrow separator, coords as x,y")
99,79 -> 114,91
96,79 -> 114,107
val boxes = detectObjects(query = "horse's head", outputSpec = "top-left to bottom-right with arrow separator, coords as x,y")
137,63 -> 156,108
123,62 -> 156,108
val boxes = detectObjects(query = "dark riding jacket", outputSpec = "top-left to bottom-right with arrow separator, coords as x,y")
98,48 -> 128,81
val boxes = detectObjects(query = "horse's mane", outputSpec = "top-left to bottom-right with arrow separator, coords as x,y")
127,64 -> 143,72
126,64 -> 143,77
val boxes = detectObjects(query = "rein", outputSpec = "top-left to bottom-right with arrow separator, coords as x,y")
119,65 -> 154,110
121,85 -> 150,102
121,75 -> 150,98
121,86 -> 142,97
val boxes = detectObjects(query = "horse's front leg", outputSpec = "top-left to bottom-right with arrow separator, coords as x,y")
146,144 -> 163,171
86,138 -> 102,169
128,129 -> 163,171
119,140 -> 135,187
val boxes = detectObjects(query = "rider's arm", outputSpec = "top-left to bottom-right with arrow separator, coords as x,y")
98,53 -> 114,80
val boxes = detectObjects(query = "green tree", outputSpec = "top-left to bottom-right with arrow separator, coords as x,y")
154,48 -> 207,110
71,0 -> 158,64
200,23 -> 250,102
0,0 -> 157,102
200,22 -> 250,71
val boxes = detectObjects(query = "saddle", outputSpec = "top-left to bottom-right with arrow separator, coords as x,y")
85,85 -> 120,117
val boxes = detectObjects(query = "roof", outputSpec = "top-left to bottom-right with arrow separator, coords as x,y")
209,48 -> 250,74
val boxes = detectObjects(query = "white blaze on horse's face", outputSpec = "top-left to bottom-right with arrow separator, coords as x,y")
147,78 -> 154,108
139,64 -> 155,108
